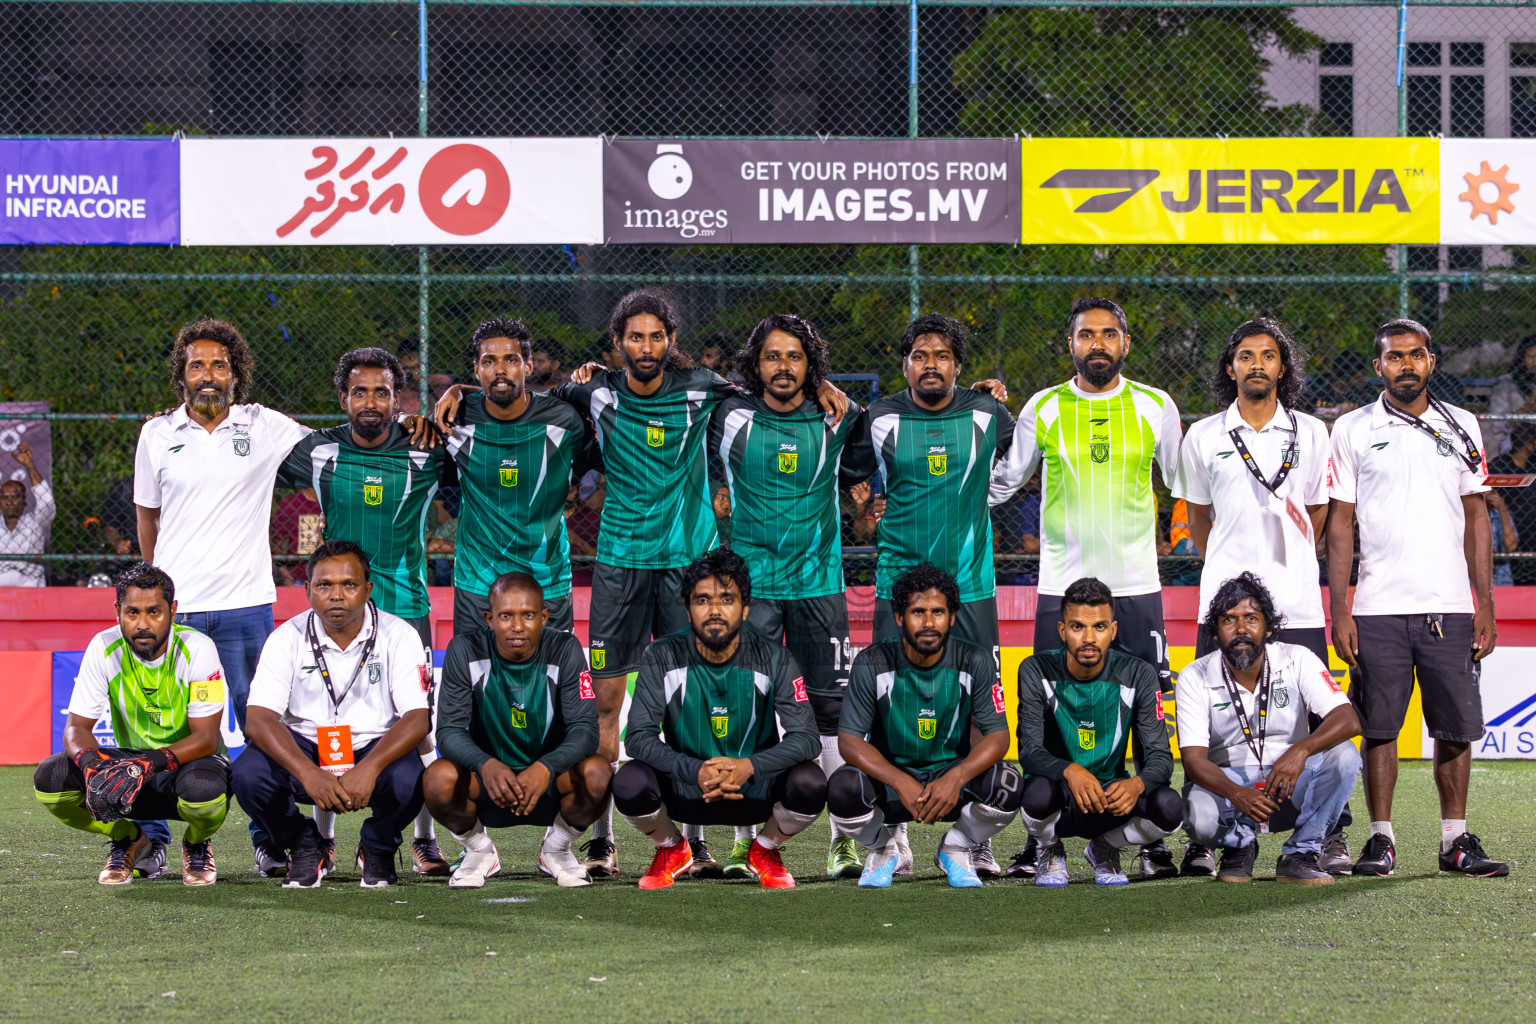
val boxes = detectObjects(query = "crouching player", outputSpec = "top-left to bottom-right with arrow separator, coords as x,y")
1016,577 -> 1182,887
1177,573 -> 1361,884
34,563 -> 230,886
615,548 -> 826,890
425,572 -> 612,888
830,564 -> 1023,889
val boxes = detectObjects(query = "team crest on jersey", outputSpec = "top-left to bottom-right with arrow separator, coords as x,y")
233,426 -> 250,457
510,706 -> 528,729
1436,437 -> 1453,457
590,648 -> 606,670
1090,418 -> 1110,464
1273,686 -> 1290,708
646,422 -> 665,447
917,716 -> 937,740
367,661 -> 381,685
1281,440 -> 1302,466
500,459 -> 518,487
711,707 -> 730,738
927,450 -> 947,476
1090,443 -> 1110,464
778,452 -> 798,473
1078,726 -> 1096,749
363,475 -> 384,506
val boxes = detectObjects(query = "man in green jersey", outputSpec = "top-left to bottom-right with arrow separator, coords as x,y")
535,290 -> 846,876
425,572 -> 611,888
710,313 -> 877,879
990,296 -> 1184,880
277,347 -> 450,876
1015,577 -> 1181,887
615,548 -> 826,890
34,563 -> 231,886
442,318 -> 597,636
830,564 -> 1022,889
867,314 -> 1014,656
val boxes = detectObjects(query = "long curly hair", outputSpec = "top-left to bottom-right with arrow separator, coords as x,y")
169,317 -> 255,405
1210,318 -> 1308,410
734,313 -> 829,401
1203,571 -> 1286,643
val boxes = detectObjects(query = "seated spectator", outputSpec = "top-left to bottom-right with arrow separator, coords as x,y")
0,442 -> 55,586
1488,490 -> 1516,588
1485,336 -> 1536,456
1487,423 -> 1536,584
271,486 -> 323,586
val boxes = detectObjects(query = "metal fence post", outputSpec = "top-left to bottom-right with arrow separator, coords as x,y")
907,0 -> 920,321
417,0 -> 431,411
1396,0 -> 1410,319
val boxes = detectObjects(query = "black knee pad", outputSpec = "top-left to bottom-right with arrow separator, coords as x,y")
825,766 -> 873,819
611,761 -> 661,815
779,761 -> 827,815
1144,784 -> 1185,832
33,752 -> 76,793
976,763 -> 1024,813
1019,774 -> 1062,819
175,759 -> 232,804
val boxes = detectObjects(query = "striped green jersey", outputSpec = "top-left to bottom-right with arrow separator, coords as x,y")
67,624 -> 226,749
552,368 -> 739,569
867,388 -> 1015,602
709,395 -> 876,600
838,635 -> 1007,774
279,423 -> 443,619
446,392 -> 595,598
989,377 -> 1182,596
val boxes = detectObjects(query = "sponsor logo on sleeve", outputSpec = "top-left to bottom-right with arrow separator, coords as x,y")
579,671 -> 596,700
992,681 -> 1006,715
1323,669 -> 1342,694
792,676 -> 808,702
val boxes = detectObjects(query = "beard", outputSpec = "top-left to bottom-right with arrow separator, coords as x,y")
1387,373 -> 1427,406
351,411 -> 388,442
1239,374 -> 1274,402
1074,351 -> 1125,388
128,629 -> 166,660
912,373 -> 951,405
485,377 -> 523,408
623,348 -> 666,384
766,372 -> 801,399
905,627 -> 946,656
693,619 -> 740,652
1222,636 -> 1263,672
189,383 -> 231,420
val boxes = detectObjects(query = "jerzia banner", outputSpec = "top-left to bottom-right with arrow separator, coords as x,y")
602,139 -> 1018,244
0,135 -> 1533,245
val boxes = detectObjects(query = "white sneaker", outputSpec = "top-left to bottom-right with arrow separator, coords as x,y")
537,844 -> 594,888
893,826 -> 914,876
448,846 -> 501,889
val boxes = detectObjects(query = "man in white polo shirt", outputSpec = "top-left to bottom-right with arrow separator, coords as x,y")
1177,573 -> 1361,884
1327,318 -> 1508,878
1174,318 -> 1353,876
135,317 -> 309,733
232,540 -> 432,889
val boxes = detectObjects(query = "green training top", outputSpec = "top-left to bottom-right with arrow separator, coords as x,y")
1015,647 -> 1172,786
709,395 -> 875,600
446,391 -> 596,599
279,423 -> 443,619
866,387 -> 1015,602
551,367 -> 738,568
67,624 -> 226,751
838,634 -> 1007,775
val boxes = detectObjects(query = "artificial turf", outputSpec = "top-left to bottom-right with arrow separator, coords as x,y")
2,761 -> 1534,1023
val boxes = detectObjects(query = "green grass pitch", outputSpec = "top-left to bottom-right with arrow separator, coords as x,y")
3,762 -> 1535,1022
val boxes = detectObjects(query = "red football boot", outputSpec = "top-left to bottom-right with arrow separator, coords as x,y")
638,837 -> 693,890
747,839 -> 795,889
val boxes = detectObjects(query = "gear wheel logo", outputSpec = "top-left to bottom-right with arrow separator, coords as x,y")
1459,160 -> 1520,225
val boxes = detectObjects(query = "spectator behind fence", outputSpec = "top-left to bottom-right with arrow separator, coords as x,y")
992,475 -> 1041,585
0,442 -> 55,586
1487,422 -> 1536,584
271,486 -> 323,586
529,338 -> 570,392
1485,335 -> 1536,456
101,476 -> 138,557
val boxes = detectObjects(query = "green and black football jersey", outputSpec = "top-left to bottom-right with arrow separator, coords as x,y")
552,367 -> 738,569
709,395 -> 876,600
446,391 -> 596,599
1015,648 -> 1171,786
838,634 -> 1007,774
435,627 -> 597,776
623,625 -> 819,782
866,387 -> 1015,603
278,423 -> 443,619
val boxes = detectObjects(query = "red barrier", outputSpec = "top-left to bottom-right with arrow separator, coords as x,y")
0,651 -> 54,765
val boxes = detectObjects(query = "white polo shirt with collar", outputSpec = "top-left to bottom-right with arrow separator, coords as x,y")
1175,641 -> 1351,769
246,604 -> 430,746
1174,402 -> 1330,628
0,479 -> 56,586
1328,394 -> 1488,617
134,403 -> 308,613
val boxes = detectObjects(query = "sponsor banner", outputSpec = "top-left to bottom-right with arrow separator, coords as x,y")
1021,137 -> 1438,245
180,138 -> 602,245
0,401 -> 52,487
0,139 -> 179,245
604,139 -> 1016,244
1464,648 -> 1536,759
1440,139 -> 1535,245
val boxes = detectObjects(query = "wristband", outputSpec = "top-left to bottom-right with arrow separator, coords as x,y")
147,747 -> 180,773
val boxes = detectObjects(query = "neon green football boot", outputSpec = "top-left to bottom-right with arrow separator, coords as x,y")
827,836 -> 864,878
723,838 -> 754,879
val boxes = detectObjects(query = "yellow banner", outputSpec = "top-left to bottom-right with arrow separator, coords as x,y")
1021,138 -> 1439,244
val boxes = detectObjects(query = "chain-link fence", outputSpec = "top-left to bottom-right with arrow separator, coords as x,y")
1,0 -> 1534,586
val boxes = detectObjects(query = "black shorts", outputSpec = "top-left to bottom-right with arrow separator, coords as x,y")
1352,614 -> 1484,743
1020,776 -> 1184,839
747,593 -> 850,697
44,748 -> 231,820
474,774 -> 564,829
1036,591 -> 1169,692
825,761 -> 1023,825
453,587 -> 575,638
612,759 -> 827,827
872,595 -> 999,665
588,563 -> 689,676
808,692 -> 844,737
1195,624 -> 1328,664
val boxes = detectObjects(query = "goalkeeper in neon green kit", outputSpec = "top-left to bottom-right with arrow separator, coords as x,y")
33,563 -> 231,886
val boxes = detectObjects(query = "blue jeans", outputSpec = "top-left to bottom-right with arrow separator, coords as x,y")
1184,743 -> 1361,856
133,604 -> 276,848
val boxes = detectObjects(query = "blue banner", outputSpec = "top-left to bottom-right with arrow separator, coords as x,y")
1,139 -> 179,244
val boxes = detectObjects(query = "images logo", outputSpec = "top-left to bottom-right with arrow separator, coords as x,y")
648,144 -> 692,200
622,143 -> 728,240
1458,160 -> 1519,225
